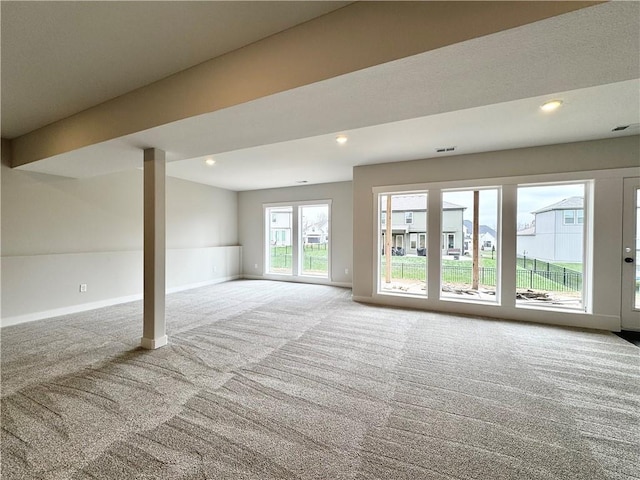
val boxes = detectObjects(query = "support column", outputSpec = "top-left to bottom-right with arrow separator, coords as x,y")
141,148 -> 168,349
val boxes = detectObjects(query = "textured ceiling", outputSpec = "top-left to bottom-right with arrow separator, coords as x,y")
5,2 -> 640,191
0,1 -> 350,138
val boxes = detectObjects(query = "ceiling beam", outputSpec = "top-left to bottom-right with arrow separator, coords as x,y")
10,1 -> 600,168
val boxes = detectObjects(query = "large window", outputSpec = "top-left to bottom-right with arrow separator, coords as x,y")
300,204 -> 329,277
265,202 -> 330,278
441,188 -> 499,303
516,183 -> 587,310
267,206 -> 293,275
374,179 -> 592,315
378,192 -> 428,296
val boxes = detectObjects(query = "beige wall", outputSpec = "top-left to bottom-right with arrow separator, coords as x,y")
238,182 -> 352,285
1,163 -> 240,324
353,136 -> 640,330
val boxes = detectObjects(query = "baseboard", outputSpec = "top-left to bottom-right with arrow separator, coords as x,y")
352,295 -> 620,332
1,293 -> 144,328
166,275 -> 241,294
242,274 -> 352,289
1,275 -> 241,328
140,335 -> 169,350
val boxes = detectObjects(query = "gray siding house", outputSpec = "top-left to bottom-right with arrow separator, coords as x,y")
381,195 -> 465,255
517,196 -> 583,262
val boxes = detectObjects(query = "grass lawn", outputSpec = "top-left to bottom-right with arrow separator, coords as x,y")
269,245 -> 328,274
380,251 -> 582,291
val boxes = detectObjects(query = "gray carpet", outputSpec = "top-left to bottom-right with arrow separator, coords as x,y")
1,280 -> 638,479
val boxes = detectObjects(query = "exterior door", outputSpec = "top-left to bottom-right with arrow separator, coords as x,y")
621,177 -> 640,330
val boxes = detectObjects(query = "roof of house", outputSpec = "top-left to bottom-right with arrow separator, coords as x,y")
532,196 -> 583,214
381,195 -> 465,211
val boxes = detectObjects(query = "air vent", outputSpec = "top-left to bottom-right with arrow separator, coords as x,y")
436,146 -> 456,153
613,123 -> 640,132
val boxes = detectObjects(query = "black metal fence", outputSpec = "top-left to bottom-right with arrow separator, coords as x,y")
380,261 -> 582,292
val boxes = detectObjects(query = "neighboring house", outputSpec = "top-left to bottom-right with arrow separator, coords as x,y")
381,195 -> 465,255
303,224 -> 328,244
270,210 -> 292,246
270,210 -> 328,246
517,196 -> 583,262
463,220 -> 497,252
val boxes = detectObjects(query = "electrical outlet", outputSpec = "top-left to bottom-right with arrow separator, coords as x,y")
79,284 -> 87,293
345,268 -> 349,275
254,264 -> 258,269
213,266 -> 218,273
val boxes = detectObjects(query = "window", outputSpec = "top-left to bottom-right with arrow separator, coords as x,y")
446,233 -> 455,250
300,204 -> 329,277
265,202 -> 330,278
378,192 -> 427,296
410,233 -> 417,249
267,207 -> 293,275
405,212 -> 413,224
441,188 -> 499,303
563,210 -> 575,225
517,183 -> 587,310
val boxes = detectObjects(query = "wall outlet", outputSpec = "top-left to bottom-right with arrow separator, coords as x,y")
345,268 -> 349,275
79,284 -> 87,293
254,264 -> 258,269
213,266 -> 218,273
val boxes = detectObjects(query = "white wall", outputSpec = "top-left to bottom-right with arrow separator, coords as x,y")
238,182 -> 352,286
1,162 -> 240,326
353,136 -> 640,331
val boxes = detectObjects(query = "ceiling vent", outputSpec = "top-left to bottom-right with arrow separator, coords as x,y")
612,123 -> 639,132
436,146 -> 456,153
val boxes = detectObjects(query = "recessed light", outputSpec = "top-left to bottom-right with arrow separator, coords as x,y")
205,158 -> 216,166
336,135 -> 348,145
540,100 -> 563,112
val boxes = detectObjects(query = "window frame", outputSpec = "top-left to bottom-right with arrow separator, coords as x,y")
263,200 -> 332,281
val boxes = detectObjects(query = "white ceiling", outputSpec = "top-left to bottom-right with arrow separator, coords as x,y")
0,1 -> 350,138
5,2 -> 640,191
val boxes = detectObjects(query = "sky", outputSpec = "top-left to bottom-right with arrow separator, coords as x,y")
416,183 -> 585,229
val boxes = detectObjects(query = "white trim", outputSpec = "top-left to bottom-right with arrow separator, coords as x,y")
1,276 -> 240,328
243,274 -> 351,289
141,335 -> 168,350
1,293 -> 143,327
371,167 -> 640,195
352,295 -> 620,331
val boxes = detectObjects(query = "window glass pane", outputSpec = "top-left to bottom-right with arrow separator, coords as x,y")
267,207 -> 293,274
563,210 -> 575,225
441,189 -> 499,302
516,184 -> 585,309
379,193 -> 427,296
301,204 -> 329,277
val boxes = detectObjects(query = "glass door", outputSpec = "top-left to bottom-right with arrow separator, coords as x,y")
622,178 -> 640,330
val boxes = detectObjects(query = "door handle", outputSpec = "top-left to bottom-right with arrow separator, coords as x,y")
624,257 -> 634,263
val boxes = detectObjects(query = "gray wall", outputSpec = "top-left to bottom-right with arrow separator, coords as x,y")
353,136 -> 640,330
1,162 -> 240,325
238,181 -> 352,285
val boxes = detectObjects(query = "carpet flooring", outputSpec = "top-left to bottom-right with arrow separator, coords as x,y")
1,280 -> 639,479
